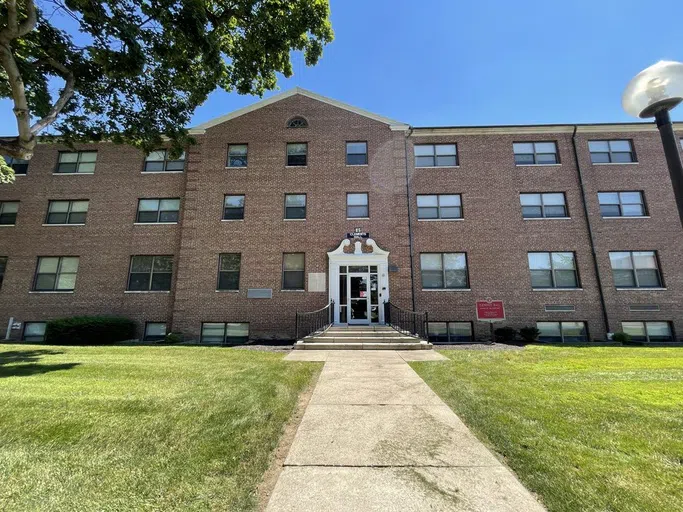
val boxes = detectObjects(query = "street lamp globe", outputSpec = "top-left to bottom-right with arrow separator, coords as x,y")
622,60 -> 683,118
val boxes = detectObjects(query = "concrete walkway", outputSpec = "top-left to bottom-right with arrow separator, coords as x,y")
267,350 -> 545,512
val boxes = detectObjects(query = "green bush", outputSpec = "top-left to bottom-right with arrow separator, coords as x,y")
45,316 -> 136,345
612,331 -> 632,343
494,326 -> 517,342
164,332 -> 183,344
519,326 -> 540,342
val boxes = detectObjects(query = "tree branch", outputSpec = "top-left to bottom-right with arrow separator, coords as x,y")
0,138 -> 26,158
17,0 -> 37,38
6,0 -> 19,35
30,57 -> 75,134
0,43 -> 33,148
0,0 -> 37,41
0,0 -> 40,157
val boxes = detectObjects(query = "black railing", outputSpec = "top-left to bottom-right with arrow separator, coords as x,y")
295,301 -> 334,340
383,301 -> 429,340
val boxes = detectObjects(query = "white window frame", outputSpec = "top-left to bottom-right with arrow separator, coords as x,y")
588,140 -> 636,164
598,191 -> 647,218
414,143 -> 458,168
513,141 -> 559,165
528,252 -> 579,289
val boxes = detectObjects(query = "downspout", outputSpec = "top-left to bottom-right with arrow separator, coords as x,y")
571,125 -> 610,335
403,128 -> 417,311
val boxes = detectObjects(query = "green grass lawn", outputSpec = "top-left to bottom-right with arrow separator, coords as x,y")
411,346 -> 683,512
0,345 -> 319,511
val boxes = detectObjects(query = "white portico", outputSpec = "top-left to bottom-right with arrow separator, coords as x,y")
327,238 -> 390,325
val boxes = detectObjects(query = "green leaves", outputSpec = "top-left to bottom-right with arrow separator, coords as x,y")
0,0 -> 334,160
0,159 -> 16,183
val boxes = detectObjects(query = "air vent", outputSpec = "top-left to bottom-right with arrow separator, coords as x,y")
544,304 -> 575,312
629,304 -> 660,312
247,288 -> 272,299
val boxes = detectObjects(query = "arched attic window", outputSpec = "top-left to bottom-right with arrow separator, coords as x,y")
286,116 -> 308,128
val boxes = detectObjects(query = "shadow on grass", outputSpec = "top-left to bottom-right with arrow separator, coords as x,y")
0,349 -> 80,378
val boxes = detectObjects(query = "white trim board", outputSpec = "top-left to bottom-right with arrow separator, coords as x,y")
189,87 -> 409,134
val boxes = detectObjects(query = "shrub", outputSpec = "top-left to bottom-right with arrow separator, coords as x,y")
519,326 -> 540,343
164,332 -> 183,344
494,326 -> 517,342
612,331 -> 632,344
45,316 -> 136,345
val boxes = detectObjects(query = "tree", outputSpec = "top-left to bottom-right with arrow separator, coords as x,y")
0,0 -> 334,182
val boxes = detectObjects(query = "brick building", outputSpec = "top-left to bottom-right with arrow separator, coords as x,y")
1,88 -> 682,343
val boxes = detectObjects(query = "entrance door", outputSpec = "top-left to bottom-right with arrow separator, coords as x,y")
348,273 -> 370,324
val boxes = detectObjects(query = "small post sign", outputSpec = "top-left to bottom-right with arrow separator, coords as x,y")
476,299 -> 505,322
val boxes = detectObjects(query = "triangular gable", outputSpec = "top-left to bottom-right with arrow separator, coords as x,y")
189,87 -> 409,134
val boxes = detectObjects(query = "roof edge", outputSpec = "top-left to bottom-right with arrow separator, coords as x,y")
189,87 -> 409,134
411,122 -> 683,136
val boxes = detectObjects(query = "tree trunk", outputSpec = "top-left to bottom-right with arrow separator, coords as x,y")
0,136 -> 37,160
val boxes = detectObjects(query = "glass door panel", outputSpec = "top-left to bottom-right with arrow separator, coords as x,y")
370,273 -> 379,323
339,273 -> 348,323
349,275 -> 369,323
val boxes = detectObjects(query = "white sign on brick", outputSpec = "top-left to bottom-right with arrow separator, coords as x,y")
308,273 -> 326,292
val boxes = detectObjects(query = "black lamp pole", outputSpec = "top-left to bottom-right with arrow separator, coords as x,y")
654,109 -> 683,229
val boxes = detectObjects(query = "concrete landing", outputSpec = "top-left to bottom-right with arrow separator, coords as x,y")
269,351 -> 545,511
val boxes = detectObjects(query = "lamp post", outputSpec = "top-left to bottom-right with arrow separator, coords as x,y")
622,60 -> 683,228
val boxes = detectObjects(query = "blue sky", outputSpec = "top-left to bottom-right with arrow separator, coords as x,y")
2,0 -> 683,134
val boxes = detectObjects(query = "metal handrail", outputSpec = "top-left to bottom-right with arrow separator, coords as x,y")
383,301 -> 429,340
295,301 -> 334,340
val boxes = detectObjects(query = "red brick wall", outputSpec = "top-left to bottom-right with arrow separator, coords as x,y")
408,127 -> 683,340
575,129 -> 683,337
0,142 -> 183,340
171,95 -> 412,340
408,131 -> 606,340
1,92 -> 681,343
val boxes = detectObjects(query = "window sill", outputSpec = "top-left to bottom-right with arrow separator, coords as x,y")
347,217 -> 370,220
283,218 -> 306,222
225,166 -> 248,169
415,166 -> 460,169
285,165 -> 308,168
124,290 -> 171,294
14,174 -> 27,177
601,216 -> 650,220
216,289 -> 239,293
421,288 -> 471,292
532,288 -> 583,292
42,223 -> 86,227
29,290 -> 75,294
417,218 -> 464,222
141,171 -> 184,174
133,222 -> 178,225
346,164 -> 368,167
52,173 -> 95,176
591,162 -> 638,166
615,287 -> 667,291
514,163 -> 561,167
0,224 -> 16,227
221,219 -> 244,222
523,217 -> 572,221
280,289 -> 305,292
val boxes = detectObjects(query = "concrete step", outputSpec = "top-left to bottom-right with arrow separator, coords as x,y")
325,328 -> 397,333
319,331 -> 408,338
294,341 -> 432,350
296,325 -> 431,350
304,336 -> 419,343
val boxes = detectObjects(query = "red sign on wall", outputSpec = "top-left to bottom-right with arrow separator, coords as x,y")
476,300 -> 506,321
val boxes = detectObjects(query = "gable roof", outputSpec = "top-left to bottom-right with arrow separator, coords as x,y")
188,87 -> 409,134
